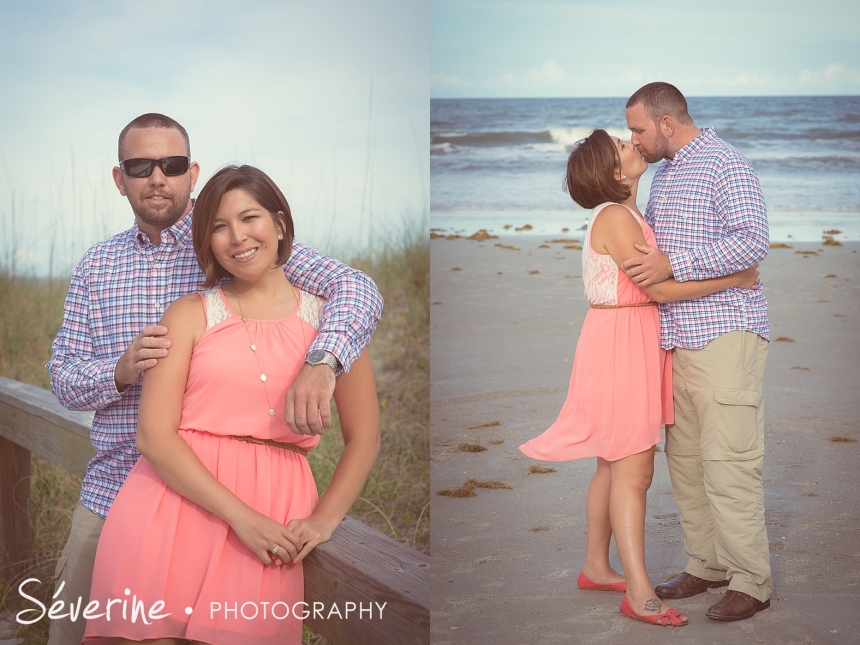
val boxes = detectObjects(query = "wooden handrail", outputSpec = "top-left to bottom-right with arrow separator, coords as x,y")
0,376 -> 429,644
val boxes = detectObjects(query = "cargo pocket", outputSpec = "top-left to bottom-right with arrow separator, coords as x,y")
712,387 -> 761,455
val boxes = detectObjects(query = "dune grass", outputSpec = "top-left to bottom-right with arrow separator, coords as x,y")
0,235 -> 428,643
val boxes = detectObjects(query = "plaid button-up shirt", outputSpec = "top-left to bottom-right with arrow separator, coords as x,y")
645,128 -> 769,350
47,210 -> 382,518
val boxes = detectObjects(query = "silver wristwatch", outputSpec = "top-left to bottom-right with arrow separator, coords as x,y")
306,349 -> 341,373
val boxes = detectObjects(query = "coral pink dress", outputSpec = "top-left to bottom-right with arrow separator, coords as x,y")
84,287 -> 323,645
520,202 -> 673,462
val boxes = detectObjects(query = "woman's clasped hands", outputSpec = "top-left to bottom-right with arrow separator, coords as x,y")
230,505 -> 303,566
233,506 -> 336,567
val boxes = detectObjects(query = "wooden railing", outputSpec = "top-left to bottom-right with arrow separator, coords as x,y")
0,376 -> 429,644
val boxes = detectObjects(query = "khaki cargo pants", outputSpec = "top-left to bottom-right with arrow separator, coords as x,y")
665,330 -> 772,602
47,501 -> 105,645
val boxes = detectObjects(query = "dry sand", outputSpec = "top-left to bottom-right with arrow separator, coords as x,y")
430,234 -> 860,645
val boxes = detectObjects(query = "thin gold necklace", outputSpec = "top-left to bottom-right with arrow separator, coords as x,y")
231,281 -> 306,425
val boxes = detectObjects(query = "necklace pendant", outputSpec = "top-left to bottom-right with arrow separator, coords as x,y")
242,316 -> 248,322
250,344 -> 256,351
269,409 -> 276,416
260,373 -> 267,382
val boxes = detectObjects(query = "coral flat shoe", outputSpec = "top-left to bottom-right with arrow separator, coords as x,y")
577,571 -> 627,592
620,596 -> 688,627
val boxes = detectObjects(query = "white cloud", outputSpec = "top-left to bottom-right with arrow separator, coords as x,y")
798,63 -> 860,88
430,72 -> 472,87
526,60 -> 567,85
498,60 -> 570,89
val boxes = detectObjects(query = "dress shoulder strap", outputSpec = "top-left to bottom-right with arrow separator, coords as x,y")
297,291 -> 323,330
199,287 -> 230,329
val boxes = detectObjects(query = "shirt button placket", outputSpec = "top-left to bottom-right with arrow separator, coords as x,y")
153,249 -> 166,321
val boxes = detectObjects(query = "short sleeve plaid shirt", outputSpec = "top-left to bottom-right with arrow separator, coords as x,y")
645,128 -> 769,350
47,209 -> 382,518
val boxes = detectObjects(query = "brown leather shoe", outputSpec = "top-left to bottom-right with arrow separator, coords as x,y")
706,590 -> 770,621
655,573 -> 729,599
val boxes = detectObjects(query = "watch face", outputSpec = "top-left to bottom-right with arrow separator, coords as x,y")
307,349 -> 327,364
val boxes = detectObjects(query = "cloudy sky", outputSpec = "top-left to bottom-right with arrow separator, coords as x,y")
431,0 -> 860,98
0,0 -> 428,275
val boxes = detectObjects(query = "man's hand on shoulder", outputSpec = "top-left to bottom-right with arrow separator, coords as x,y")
114,326 -> 170,391
284,363 -> 336,435
621,243 -> 673,286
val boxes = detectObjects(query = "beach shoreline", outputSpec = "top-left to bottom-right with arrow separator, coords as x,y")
429,217 -> 860,243
430,235 -> 860,644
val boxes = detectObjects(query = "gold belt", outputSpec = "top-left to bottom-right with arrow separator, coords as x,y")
232,435 -> 309,457
590,302 -> 658,309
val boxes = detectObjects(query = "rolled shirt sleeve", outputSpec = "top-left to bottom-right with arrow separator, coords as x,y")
669,155 -> 769,282
47,258 -> 125,411
284,241 -> 383,373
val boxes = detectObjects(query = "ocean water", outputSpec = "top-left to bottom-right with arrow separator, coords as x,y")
430,96 -> 860,241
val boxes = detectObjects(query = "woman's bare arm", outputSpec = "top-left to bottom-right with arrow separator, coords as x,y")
592,205 -> 758,303
287,350 -> 381,562
136,295 -> 302,563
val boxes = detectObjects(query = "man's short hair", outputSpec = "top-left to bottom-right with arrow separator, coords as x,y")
564,129 -> 631,210
626,82 -> 694,126
118,113 -> 191,162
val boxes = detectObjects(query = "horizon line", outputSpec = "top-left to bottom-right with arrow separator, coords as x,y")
431,93 -> 860,100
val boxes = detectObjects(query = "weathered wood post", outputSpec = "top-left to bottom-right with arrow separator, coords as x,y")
0,435 -> 31,573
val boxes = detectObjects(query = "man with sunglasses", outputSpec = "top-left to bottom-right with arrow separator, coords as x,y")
45,113 -> 383,644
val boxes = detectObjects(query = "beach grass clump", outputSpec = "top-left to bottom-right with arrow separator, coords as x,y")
826,436 -> 857,443
436,478 -> 513,498
458,443 -> 487,453
469,478 -> 512,490
436,483 -> 478,498
0,271 -> 68,388
527,465 -> 557,475
468,420 -> 501,429
308,234 -> 429,552
467,229 -> 498,242
0,234 -> 429,643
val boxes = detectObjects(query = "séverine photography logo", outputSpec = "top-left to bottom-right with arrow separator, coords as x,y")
16,578 -> 387,625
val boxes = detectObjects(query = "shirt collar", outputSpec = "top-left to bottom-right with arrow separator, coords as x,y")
132,200 -> 194,249
669,127 -> 715,166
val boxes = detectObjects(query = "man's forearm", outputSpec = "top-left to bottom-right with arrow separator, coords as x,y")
285,241 -> 383,372
670,231 -> 768,282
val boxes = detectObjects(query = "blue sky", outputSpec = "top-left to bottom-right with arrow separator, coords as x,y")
0,0 -> 428,274
431,0 -> 860,98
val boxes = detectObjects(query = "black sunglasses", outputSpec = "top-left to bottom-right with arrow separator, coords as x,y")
119,156 -> 191,178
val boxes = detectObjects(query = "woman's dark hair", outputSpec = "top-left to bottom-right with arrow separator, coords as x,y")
563,129 -> 631,209
192,165 -> 295,288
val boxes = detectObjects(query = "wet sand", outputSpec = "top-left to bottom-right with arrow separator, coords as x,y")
430,235 -> 860,644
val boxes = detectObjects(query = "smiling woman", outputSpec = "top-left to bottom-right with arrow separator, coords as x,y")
193,166 -> 295,290
82,165 -> 382,644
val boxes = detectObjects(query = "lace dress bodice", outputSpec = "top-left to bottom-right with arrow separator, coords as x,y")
582,202 -> 657,307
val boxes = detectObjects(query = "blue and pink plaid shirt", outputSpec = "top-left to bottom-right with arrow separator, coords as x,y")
645,127 -> 769,350
47,209 -> 382,519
